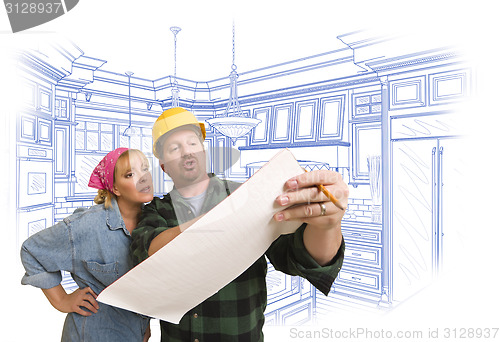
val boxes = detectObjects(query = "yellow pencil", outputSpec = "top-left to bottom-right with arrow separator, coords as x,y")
317,183 -> 345,211
304,169 -> 345,211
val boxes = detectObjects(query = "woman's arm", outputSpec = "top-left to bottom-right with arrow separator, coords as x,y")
21,221 -> 74,288
41,285 -> 99,317
143,322 -> 151,342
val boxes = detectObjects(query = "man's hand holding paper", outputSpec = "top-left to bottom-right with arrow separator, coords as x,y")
274,169 -> 347,265
274,169 -> 348,228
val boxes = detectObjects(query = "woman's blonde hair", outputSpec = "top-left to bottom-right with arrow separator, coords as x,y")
93,149 -> 149,208
94,188 -> 116,208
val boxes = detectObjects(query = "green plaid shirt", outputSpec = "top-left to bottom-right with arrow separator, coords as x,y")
131,174 -> 344,342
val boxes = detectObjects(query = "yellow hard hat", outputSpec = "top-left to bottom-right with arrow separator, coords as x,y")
152,107 -> 206,158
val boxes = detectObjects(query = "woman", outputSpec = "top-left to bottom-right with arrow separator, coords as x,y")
21,148 -> 153,341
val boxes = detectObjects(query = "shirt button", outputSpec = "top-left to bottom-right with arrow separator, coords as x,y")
193,313 -> 198,318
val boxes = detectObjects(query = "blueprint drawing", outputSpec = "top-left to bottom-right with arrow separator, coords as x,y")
2,1 -> 498,341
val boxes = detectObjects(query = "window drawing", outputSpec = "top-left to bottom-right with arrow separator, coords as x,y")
6,24 -> 474,335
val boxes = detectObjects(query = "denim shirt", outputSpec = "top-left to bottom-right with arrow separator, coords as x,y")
21,199 -> 149,342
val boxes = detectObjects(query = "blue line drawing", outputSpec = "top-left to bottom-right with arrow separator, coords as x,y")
9,27 -> 471,330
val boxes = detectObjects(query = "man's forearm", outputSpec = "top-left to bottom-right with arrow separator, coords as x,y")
148,226 -> 182,256
303,224 -> 343,266
147,216 -> 203,256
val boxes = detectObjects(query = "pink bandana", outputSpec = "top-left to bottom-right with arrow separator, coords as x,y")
88,147 -> 129,194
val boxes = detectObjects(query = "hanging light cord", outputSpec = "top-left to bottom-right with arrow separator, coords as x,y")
128,75 -> 131,124
174,30 -> 178,80
232,22 -> 236,70
221,22 -> 245,118
170,26 -> 181,108
170,26 -> 181,84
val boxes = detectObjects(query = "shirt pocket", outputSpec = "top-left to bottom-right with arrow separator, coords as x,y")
83,260 -> 119,287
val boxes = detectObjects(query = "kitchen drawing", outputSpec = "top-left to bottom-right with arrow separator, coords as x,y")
8,29 -> 472,325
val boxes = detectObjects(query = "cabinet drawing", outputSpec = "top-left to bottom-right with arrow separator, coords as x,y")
335,222 -> 383,300
265,263 -> 315,325
16,143 -> 54,248
8,27 -> 473,332
19,114 -> 52,146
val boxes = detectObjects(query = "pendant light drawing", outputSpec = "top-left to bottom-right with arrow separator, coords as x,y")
122,71 -> 140,137
207,23 -> 260,145
170,26 -> 181,108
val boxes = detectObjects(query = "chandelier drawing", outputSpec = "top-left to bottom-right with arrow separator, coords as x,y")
207,23 -> 260,144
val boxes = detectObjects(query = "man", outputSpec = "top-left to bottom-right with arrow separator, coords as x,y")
131,107 -> 348,341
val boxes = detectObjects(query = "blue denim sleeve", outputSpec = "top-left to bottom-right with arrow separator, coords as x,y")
20,220 -> 74,289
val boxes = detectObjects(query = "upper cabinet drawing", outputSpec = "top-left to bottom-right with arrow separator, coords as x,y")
11,30 -> 473,322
